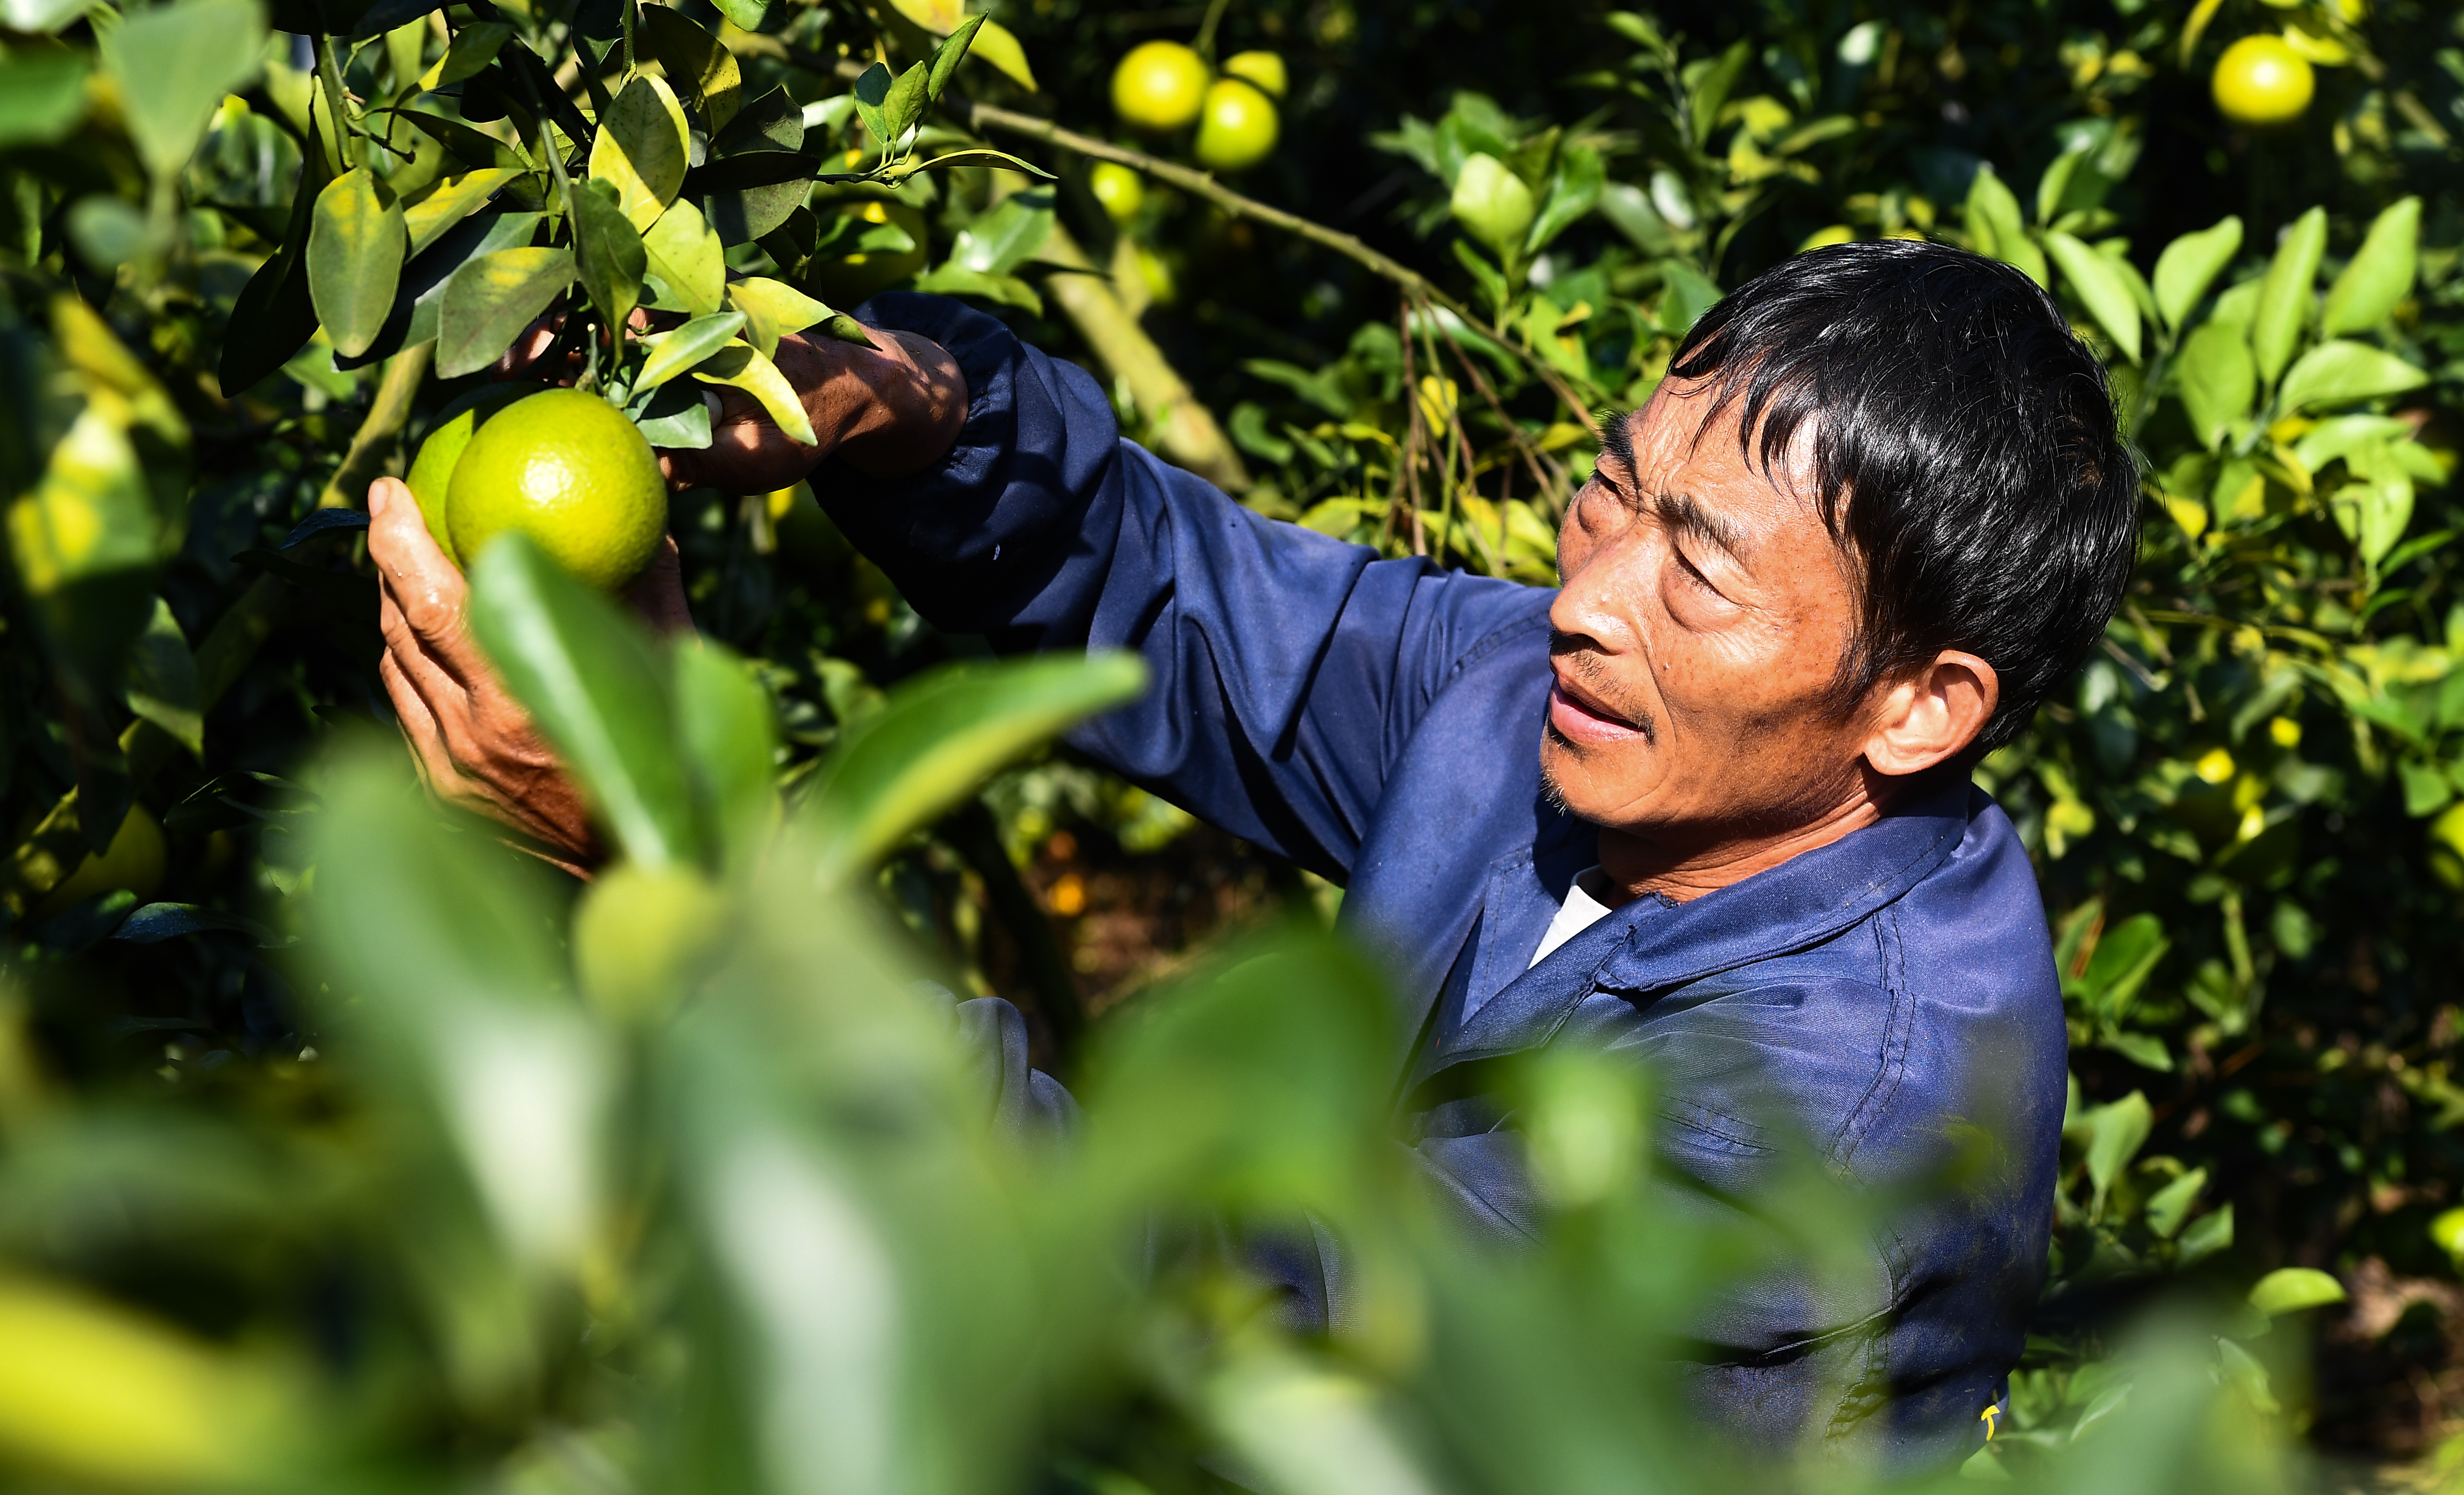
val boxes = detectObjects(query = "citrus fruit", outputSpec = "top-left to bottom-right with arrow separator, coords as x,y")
38,805 -> 165,917
572,860 -> 726,1021
1221,49 -> 1287,99
1194,77 -> 1278,172
446,388 -> 668,591
1090,161 -> 1146,225
1451,152 -> 1535,256
1111,41 -> 1208,132
405,383 -> 534,565
2212,35 -> 2314,126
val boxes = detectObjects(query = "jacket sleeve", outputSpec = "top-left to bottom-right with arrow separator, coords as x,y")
818,293 -> 1548,882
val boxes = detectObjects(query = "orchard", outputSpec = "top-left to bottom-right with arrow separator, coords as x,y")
4,0 -> 2464,1488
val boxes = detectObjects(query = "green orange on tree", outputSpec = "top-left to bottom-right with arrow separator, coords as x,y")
1195,78 -> 1279,172
1090,161 -> 1146,225
405,383 -> 537,566
445,389 -> 670,592
1111,41 -> 1210,132
1221,50 -> 1287,100
2212,34 -> 2315,126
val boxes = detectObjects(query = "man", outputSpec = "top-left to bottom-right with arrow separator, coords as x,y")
368,241 -> 2138,1461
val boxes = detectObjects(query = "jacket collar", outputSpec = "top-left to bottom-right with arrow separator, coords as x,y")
1416,773 -> 1977,1084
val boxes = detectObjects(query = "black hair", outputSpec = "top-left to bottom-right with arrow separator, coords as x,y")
1663,238 -> 2139,755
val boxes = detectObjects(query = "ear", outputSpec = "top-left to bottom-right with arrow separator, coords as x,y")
1862,651 -> 2000,776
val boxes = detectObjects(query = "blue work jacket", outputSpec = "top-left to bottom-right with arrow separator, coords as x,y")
826,294 -> 2069,1466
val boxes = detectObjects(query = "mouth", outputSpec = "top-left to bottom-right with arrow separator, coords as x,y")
1547,670 -> 1654,747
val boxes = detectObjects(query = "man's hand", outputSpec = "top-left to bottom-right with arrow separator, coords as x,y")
502,320 -> 970,495
368,476 -> 690,871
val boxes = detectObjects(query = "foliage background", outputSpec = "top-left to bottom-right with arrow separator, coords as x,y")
5,0 -> 2464,1485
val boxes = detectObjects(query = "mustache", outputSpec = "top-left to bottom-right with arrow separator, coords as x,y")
1547,631 -> 1658,744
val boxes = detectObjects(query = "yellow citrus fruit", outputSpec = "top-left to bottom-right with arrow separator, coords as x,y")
1111,41 -> 1209,132
39,805 -> 165,917
1221,49 -> 1287,100
405,384 -> 534,565
2213,35 -> 2314,126
1090,161 -> 1146,225
1195,77 -> 1278,172
446,388 -> 667,591
572,860 -> 727,1022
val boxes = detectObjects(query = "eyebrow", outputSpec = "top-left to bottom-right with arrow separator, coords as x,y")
1652,489 -> 1750,563
1599,411 -> 1638,478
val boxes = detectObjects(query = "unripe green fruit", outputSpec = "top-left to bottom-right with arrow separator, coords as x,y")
1111,42 -> 1208,132
1451,152 -> 1535,257
1221,49 -> 1287,99
1090,161 -> 1146,225
447,388 -> 668,592
572,860 -> 726,1022
1194,78 -> 1278,173
405,383 -> 534,566
2212,34 -> 2314,126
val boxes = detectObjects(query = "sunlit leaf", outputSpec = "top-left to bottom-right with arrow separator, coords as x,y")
643,198 -> 725,317
727,276 -> 831,357
101,0 -> 265,179
801,652 -> 1147,884
2151,215 -> 2241,330
2247,1266 -> 2346,1315
403,167 -> 522,255
2174,322 -> 2253,450
571,178 -> 646,332
419,20 -> 512,89
2276,338 -> 2429,413
2252,206 -> 2325,387
2045,230 -> 2141,363
589,74 -> 691,232
638,4 -> 740,129
634,311 -> 746,392
0,50 -> 89,147
466,532 -> 699,869
2320,195 -> 2419,338
308,168 -> 408,359
435,246 -> 571,379
692,341 -> 818,445
123,596 -> 202,759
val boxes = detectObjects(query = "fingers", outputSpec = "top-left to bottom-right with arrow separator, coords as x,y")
380,648 -> 485,803
368,478 -> 493,685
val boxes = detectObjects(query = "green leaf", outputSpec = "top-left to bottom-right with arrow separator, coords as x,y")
0,50 -> 89,148
628,379 -> 712,449
2078,912 -> 2168,1016
691,341 -> 817,445
2247,1266 -> 2347,1316
2330,463 -> 2414,567
403,167 -> 522,255
435,245 -> 573,379
801,653 -> 1148,886
1965,165 -> 2046,287
909,263 -> 1042,315
2082,1090 -> 2152,1204
571,179 -> 645,333
218,147 -> 326,394
2276,338 -> 2429,413
2252,206 -> 2325,387
1526,142 -> 1602,254
925,14 -> 987,105
705,0 -> 763,34
589,75 -> 691,233
672,641 -> 778,865
123,596 -> 202,760
2320,195 -> 2420,338
2151,215 -> 2241,330
2143,1166 -> 2207,1240
466,533 -> 698,870
398,106 -> 529,172
2102,1029 -> 2172,1072
1686,40 -> 1750,146
2045,230 -> 2141,363
887,147 -> 1056,183
642,198 -> 725,317
638,5 -> 740,131
307,168 -> 408,360
2178,1202 -> 2235,1265
850,61 -> 895,149
634,312 -> 746,393
2291,414 -> 2409,472
726,277 -> 830,358
965,17 -> 1037,91
1658,262 -> 1721,336
101,0 -> 265,179
419,20 -> 512,89
2174,322 -> 2254,451
882,61 -> 931,147
949,192 -> 1054,276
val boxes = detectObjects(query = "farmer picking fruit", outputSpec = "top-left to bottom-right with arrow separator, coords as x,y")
372,243 -> 2134,1461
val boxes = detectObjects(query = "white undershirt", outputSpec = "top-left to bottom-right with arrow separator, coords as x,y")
1528,865 -> 1618,968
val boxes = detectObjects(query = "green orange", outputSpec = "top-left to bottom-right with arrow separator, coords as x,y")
1111,41 -> 1209,132
1194,78 -> 1279,172
445,388 -> 668,591
406,383 -> 534,565
2212,35 -> 2314,127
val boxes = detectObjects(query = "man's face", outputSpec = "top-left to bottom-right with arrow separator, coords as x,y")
1544,380 -> 1876,847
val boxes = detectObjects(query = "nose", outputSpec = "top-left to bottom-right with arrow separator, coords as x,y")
1550,493 -> 1653,658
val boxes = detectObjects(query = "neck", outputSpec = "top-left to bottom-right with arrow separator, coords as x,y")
1594,780 -> 1891,907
